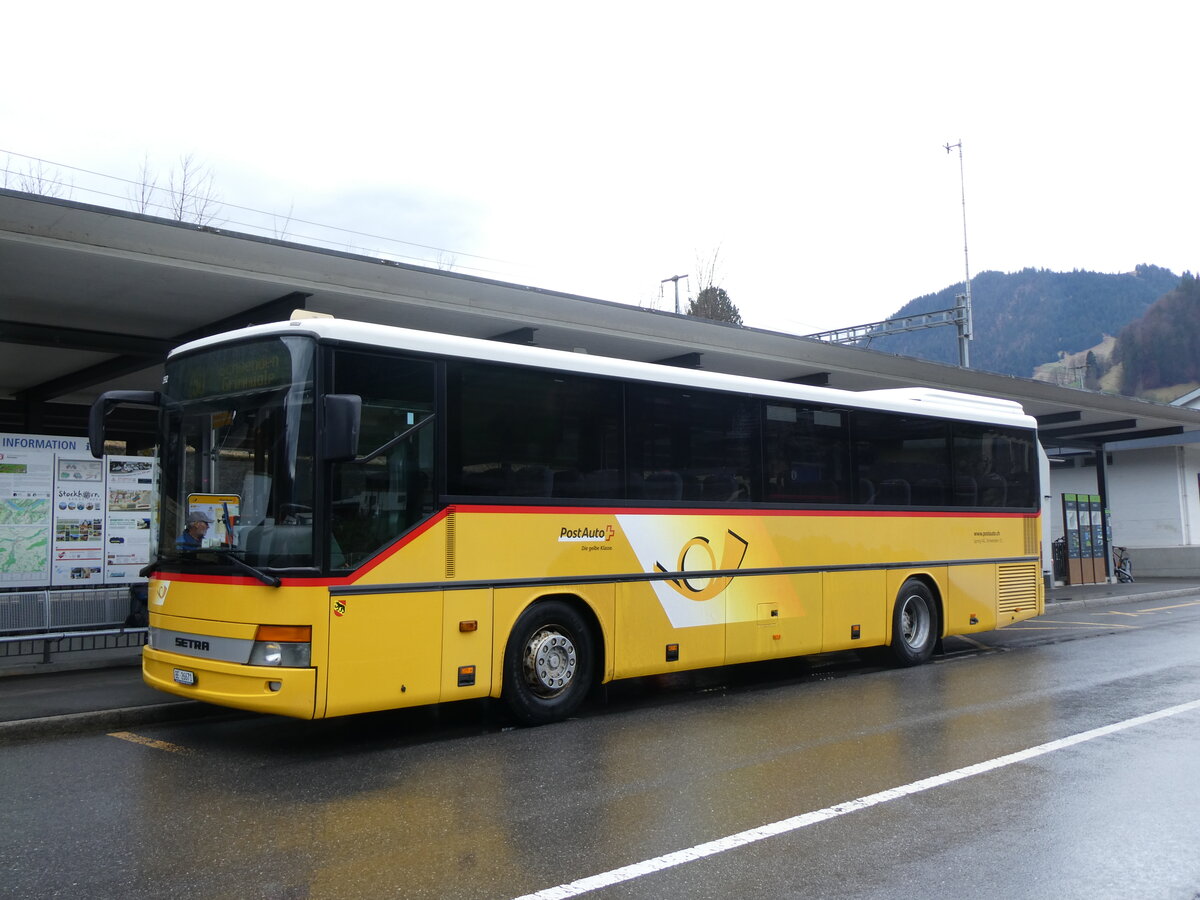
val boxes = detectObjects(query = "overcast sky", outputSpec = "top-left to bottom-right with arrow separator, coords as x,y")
4,2 -> 1197,334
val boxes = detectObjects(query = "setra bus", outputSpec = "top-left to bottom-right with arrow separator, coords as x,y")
90,312 -> 1044,725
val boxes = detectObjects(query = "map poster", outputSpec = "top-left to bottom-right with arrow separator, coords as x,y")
0,446 -> 53,588
105,457 -> 155,583
51,457 -> 105,586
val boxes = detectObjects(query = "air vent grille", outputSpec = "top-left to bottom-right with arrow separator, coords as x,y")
1024,516 -> 1039,556
998,563 -> 1038,614
445,508 -> 456,579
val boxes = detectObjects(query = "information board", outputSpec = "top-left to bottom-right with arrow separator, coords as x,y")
0,433 -> 156,588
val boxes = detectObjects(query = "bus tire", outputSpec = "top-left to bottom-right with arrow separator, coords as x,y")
890,579 -> 937,666
502,600 -> 595,726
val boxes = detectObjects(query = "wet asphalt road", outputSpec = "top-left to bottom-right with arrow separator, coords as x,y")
2,597 -> 1199,899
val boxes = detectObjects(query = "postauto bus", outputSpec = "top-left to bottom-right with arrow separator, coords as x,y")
90,313 -> 1044,725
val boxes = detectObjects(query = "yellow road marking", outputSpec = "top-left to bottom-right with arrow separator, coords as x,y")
1097,600 -> 1200,618
1135,600 -> 1200,613
108,731 -> 192,754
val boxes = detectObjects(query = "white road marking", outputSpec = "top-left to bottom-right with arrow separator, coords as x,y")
511,697 -> 1200,900
952,634 -> 991,650
1013,620 -> 1138,629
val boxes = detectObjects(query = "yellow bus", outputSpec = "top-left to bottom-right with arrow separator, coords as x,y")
91,313 -> 1044,725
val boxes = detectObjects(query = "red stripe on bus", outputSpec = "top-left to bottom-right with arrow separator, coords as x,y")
148,506 -> 1038,589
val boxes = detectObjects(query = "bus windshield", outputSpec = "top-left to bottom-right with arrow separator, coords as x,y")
157,335 -> 316,571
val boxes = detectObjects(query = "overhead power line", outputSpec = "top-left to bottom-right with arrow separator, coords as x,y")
0,148 -> 514,277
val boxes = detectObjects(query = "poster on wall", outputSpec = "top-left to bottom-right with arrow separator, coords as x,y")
0,445 -> 54,588
0,433 -> 157,589
51,456 -> 106,586
105,457 -> 156,583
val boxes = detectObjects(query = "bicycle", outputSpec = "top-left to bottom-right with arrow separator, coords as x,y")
1113,545 -> 1134,583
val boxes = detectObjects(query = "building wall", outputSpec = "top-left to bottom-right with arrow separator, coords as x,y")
1108,447 -> 1186,547
1048,446 -> 1198,548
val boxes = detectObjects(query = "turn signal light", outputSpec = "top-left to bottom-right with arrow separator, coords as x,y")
256,625 -> 311,642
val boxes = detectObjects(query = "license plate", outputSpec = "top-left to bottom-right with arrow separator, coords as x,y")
173,668 -> 196,686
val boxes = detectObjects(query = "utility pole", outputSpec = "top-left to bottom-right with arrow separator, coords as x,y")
945,140 -> 973,368
661,274 -> 688,315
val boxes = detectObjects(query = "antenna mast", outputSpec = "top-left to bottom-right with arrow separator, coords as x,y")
661,274 -> 689,315
945,140 -> 972,368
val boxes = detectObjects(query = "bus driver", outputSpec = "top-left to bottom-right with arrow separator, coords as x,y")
177,510 -> 213,549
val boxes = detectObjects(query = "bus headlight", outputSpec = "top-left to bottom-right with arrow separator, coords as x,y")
249,625 -> 312,667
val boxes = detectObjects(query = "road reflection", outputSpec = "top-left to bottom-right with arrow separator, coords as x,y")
116,644 -> 1078,898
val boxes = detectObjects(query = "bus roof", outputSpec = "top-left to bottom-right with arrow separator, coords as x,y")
171,314 -> 1037,429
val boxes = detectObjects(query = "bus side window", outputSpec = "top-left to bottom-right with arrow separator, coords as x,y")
762,403 -> 849,504
627,385 -> 761,504
853,412 -> 950,507
447,362 -> 623,501
328,352 -> 435,569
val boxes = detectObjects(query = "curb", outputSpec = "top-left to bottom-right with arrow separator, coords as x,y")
0,699 -> 228,744
1045,586 -> 1200,613
0,654 -> 143,679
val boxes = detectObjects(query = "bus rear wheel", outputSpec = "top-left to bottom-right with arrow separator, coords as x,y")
890,580 -> 937,666
503,600 -> 595,726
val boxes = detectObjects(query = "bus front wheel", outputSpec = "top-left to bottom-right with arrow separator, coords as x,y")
890,580 -> 937,666
502,600 -> 595,726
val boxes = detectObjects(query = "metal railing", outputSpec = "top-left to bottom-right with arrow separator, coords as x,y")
0,587 -> 138,633
0,627 -> 147,664
0,587 -> 148,663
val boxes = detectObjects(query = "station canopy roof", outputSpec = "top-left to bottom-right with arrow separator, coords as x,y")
4,187 -> 1200,452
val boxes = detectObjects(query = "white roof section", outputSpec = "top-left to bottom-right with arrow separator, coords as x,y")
176,315 -> 1038,427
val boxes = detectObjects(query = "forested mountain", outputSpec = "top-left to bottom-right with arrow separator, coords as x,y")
863,265 -> 1182,379
1112,273 -> 1200,395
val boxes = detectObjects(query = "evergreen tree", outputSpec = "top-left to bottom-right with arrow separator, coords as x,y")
688,286 -> 743,325
1113,274 -> 1200,393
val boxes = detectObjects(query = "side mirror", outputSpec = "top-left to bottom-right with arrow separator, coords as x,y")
88,391 -> 163,458
322,394 -> 362,462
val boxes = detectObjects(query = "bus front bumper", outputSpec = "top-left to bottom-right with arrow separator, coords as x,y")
143,646 -> 318,719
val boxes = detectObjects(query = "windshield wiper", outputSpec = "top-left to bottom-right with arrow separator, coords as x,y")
150,547 -> 283,588
215,549 -> 283,588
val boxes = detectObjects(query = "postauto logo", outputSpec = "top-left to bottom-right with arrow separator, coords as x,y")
557,523 -> 615,543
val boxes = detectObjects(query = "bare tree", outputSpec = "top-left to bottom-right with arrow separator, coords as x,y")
270,203 -> 295,240
3,156 -> 70,198
165,153 -> 222,225
434,251 -> 458,272
128,153 -> 159,214
695,245 -> 724,293
640,288 -> 666,311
